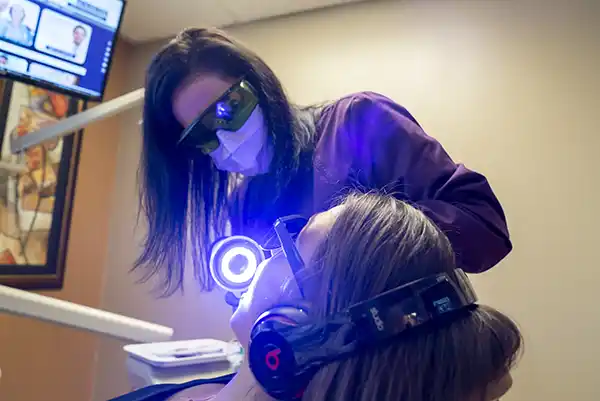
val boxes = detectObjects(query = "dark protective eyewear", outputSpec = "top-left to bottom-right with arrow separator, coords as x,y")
260,215 -> 308,252
177,79 -> 259,154
273,216 -> 308,290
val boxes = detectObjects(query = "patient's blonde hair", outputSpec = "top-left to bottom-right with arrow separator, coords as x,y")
257,193 -> 522,401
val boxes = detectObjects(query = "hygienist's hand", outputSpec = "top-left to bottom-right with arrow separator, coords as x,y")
225,291 -> 241,312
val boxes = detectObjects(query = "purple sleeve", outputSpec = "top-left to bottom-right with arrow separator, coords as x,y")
345,92 -> 512,273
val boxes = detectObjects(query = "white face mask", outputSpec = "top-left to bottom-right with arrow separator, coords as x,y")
209,106 -> 272,176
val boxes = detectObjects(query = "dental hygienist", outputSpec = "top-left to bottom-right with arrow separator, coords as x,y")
135,27 -> 512,293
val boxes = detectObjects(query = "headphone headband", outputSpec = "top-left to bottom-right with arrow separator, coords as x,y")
249,269 -> 477,400
349,268 -> 476,342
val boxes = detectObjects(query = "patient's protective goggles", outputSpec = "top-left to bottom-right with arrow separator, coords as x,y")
209,216 -> 308,294
177,79 -> 259,154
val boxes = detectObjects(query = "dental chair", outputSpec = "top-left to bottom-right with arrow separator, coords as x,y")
0,284 -> 242,392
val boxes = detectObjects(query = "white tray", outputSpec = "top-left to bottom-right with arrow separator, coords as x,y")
124,339 -> 233,368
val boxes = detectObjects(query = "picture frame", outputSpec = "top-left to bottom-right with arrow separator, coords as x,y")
0,78 -> 82,289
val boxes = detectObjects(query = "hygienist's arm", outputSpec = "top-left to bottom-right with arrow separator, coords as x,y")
345,92 -> 512,273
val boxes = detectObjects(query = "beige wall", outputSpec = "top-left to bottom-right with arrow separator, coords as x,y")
95,1 -> 600,400
0,39 -> 132,401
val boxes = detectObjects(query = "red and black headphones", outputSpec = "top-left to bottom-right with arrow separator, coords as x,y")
247,215 -> 479,400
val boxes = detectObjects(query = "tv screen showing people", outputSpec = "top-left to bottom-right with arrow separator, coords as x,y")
0,0 -> 125,100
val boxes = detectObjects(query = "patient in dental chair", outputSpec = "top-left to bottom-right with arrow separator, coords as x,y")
111,192 -> 522,401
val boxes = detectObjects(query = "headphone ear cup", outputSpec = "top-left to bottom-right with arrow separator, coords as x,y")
249,306 -> 310,400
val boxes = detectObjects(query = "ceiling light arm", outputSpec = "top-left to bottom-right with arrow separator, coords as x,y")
10,88 -> 146,154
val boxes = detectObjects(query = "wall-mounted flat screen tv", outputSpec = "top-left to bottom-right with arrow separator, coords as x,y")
0,0 -> 126,101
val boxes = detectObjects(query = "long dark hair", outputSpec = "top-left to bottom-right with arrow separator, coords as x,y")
136,28 -> 316,294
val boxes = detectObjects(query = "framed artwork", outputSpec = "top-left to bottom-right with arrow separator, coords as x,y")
0,79 -> 82,289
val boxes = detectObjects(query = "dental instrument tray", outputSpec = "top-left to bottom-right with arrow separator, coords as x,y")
124,339 -> 237,368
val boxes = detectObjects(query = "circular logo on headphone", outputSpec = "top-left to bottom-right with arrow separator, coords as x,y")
265,346 -> 281,371
249,330 -> 295,383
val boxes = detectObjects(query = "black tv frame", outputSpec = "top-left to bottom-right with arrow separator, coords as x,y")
0,0 -> 128,102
